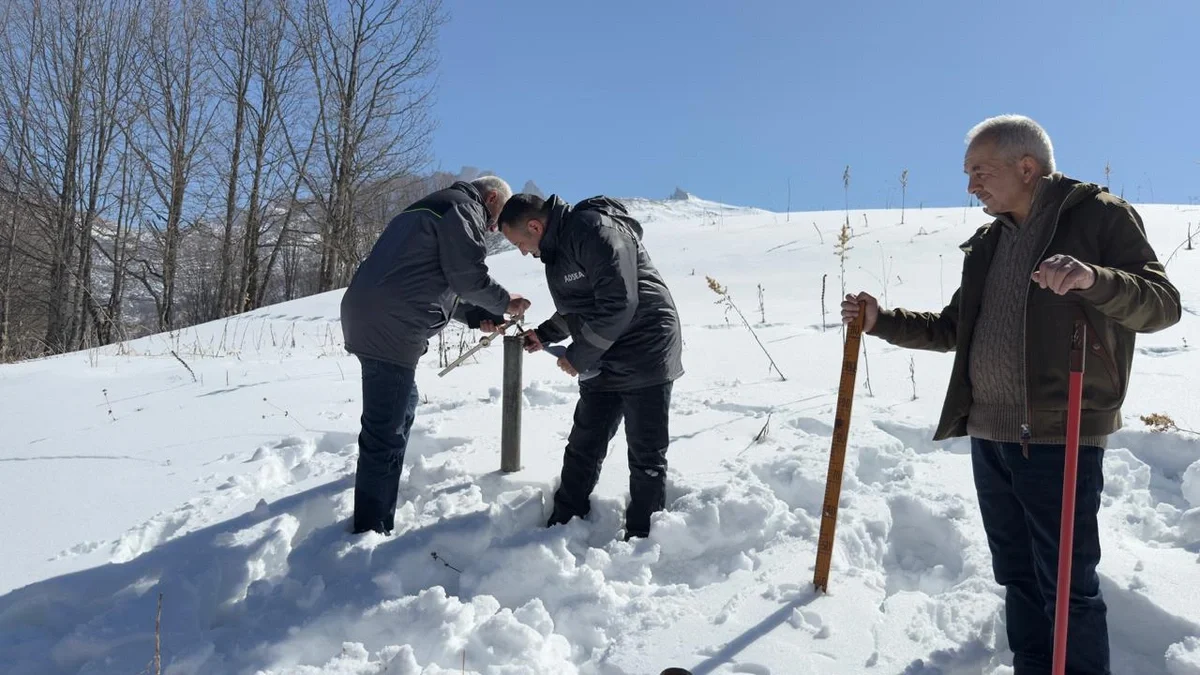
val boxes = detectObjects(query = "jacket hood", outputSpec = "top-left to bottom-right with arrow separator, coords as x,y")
572,195 -> 643,239
539,194 -> 641,264
449,180 -> 484,203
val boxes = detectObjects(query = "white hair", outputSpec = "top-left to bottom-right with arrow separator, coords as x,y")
470,175 -> 512,203
965,114 -> 1056,175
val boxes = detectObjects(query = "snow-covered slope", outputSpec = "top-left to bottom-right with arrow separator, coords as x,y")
1,197 -> 1198,674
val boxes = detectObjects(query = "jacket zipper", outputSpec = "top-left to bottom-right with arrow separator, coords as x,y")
1020,188 -> 1077,459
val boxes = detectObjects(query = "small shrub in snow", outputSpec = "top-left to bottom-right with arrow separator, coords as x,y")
705,276 -> 785,381
1141,413 -> 1198,435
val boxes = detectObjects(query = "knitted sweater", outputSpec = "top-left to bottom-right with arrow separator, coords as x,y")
966,174 -> 1108,448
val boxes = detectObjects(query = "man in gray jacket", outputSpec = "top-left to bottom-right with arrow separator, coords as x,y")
341,176 -> 530,534
497,192 -> 683,540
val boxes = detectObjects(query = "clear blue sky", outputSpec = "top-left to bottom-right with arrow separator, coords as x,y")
429,0 -> 1200,212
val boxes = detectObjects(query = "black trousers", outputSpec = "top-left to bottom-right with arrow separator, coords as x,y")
972,437 -> 1110,675
548,381 -> 673,538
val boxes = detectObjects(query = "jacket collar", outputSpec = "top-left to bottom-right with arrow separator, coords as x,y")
960,173 -> 1101,253
538,194 -> 571,265
451,180 -> 487,209
986,172 -> 1065,230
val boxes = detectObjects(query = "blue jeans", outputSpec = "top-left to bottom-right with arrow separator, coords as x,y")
353,356 -> 419,534
971,437 -> 1110,674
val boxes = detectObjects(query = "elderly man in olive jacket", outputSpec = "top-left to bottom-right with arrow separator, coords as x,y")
843,115 -> 1180,675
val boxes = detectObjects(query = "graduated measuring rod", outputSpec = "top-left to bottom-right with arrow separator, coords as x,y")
813,300 -> 866,593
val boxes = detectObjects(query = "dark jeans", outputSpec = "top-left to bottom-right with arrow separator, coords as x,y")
353,356 -> 419,534
548,381 -> 673,538
971,437 -> 1110,675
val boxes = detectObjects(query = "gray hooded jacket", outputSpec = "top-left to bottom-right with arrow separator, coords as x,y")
340,182 -> 510,367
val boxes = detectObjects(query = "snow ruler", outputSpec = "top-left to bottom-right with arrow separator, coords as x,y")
813,300 -> 866,593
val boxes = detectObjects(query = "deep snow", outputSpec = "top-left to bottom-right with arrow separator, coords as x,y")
1,195 -> 1198,674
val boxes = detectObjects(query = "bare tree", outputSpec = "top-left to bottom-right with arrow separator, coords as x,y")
259,118 -> 317,308
90,147 -> 142,343
25,0 -> 94,354
0,0 -> 448,361
0,0 -> 42,359
0,0 -> 149,357
126,0 -> 217,331
212,0 -> 256,318
0,153 -> 17,359
69,0 -> 142,349
290,0 -> 444,292
279,225 -> 305,301
237,0 -> 308,312
0,0 -> 116,354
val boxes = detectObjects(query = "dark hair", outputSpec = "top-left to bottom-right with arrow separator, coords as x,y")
498,193 -> 548,230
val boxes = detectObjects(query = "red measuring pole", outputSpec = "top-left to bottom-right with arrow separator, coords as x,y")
1052,319 -> 1087,675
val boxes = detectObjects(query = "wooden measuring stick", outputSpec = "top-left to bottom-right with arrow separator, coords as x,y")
813,300 -> 866,593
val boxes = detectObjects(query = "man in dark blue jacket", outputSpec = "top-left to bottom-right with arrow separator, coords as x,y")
341,176 -> 531,534
497,192 -> 683,540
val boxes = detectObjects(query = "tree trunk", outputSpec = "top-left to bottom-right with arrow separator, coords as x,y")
101,153 -> 137,343
44,2 -> 89,353
217,0 -> 252,318
133,0 -> 213,332
0,3 -> 39,361
161,161 -> 185,331
70,65 -> 122,349
257,123 -> 314,309
240,132 -> 267,311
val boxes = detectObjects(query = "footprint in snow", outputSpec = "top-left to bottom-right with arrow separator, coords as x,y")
785,416 -> 833,436
882,494 -> 968,596
420,398 -> 469,413
523,381 -> 570,407
707,401 -> 773,416
1137,344 -> 1191,358
873,419 -> 970,455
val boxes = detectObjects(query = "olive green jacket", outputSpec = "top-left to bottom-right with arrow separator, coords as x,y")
870,177 -> 1181,444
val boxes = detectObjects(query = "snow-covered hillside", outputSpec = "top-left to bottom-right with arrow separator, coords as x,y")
1,195 -> 1198,674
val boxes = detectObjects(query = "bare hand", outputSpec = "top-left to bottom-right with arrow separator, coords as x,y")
557,356 -> 578,377
522,329 -> 544,353
479,319 -> 504,334
1032,255 -> 1096,295
506,294 -> 531,318
841,292 -> 879,333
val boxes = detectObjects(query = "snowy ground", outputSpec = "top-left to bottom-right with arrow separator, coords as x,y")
2,195 -> 1198,675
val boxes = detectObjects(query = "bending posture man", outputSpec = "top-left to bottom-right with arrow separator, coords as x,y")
497,192 -> 683,540
341,176 -> 530,534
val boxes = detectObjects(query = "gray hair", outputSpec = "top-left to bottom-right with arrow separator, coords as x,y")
965,114 -> 1056,175
470,175 -> 512,203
